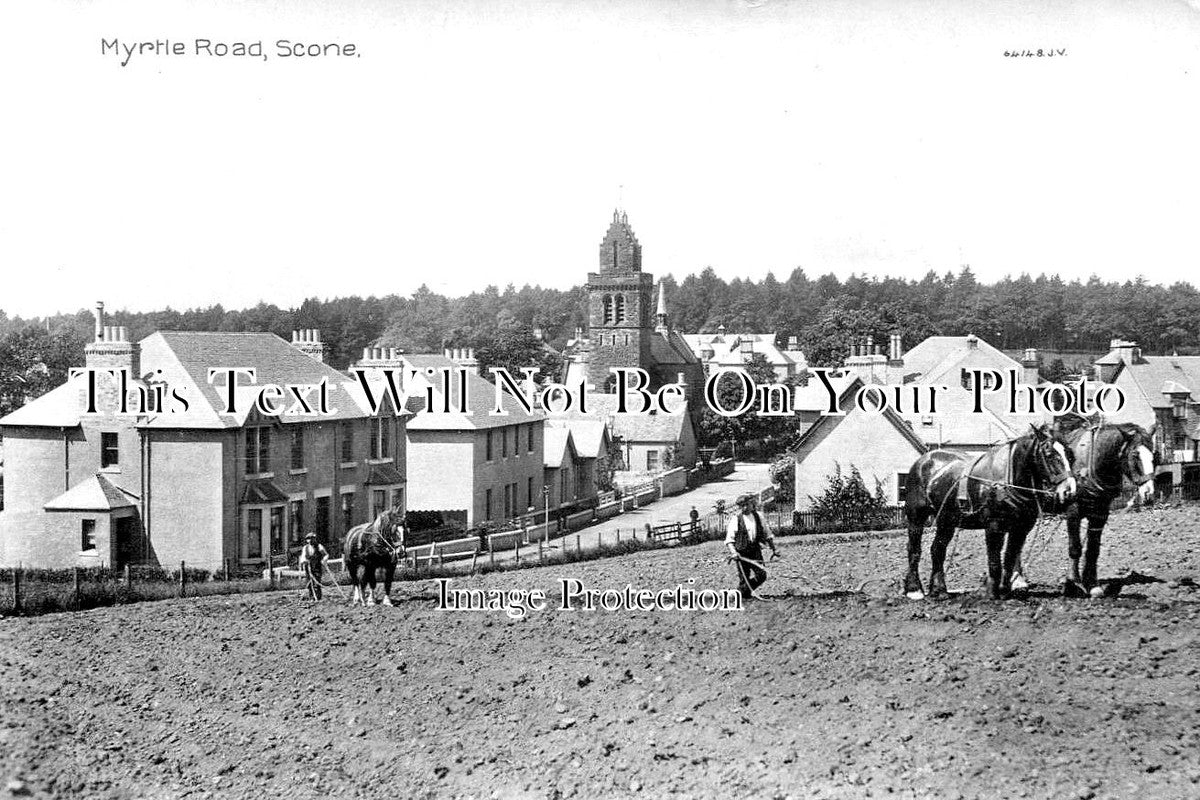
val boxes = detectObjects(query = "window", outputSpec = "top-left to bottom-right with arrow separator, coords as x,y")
527,423 -> 535,454
527,477 -> 534,511
101,432 -> 119,468
247,509 -> 263,559
603,295 -> 614,324
341,423 -> 355,463
289,499 -> 304,545
269,507 -> 284,554
372,489 -> 387,520
503,484 -> 512,519
341,492 -> 355,532
646,450 -> 660,472
370,417 -> 391,460
81,519 -> 97,552
245,428 -> 270,474
290,427 -> 305,470
486,430 -> 494,461
614,294 -> 626,323
314,496 -> 330,542
502,427 -> 508,458
512,426 -> 519,458
897,474 -> 909,504
485,488 -> 493,521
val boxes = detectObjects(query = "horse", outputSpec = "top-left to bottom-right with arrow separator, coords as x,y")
902,424 -> 1076,600
343,509 -> 406,606
1012,418 -> 1156,597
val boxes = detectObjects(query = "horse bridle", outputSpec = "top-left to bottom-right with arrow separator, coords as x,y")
1031,434 -> 1072,490
1078,426 -> 1153,495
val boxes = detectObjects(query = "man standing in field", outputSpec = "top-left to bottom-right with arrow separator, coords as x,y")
300,532 -> 330,601
725,494 -> 779,600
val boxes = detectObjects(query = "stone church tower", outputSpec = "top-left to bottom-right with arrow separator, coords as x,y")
585,210 -> 657,391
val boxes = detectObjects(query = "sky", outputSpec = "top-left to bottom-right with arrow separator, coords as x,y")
2,0 -> 1199,317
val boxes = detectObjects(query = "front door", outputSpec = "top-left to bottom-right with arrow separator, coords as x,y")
113,515 -> 136,569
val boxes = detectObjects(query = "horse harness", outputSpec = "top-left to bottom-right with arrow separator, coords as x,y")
937,437 -> 1066,518
1074,425 -> 1150,498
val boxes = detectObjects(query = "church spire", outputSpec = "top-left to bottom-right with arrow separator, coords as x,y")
655,281 -> 669,334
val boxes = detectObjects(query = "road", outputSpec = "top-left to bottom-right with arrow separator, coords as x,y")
495,462 -> 774,563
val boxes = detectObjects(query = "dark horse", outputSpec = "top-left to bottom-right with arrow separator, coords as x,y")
1012,417 -> 1156,597
343,509 -> 406,606
903,424 -> 1076,600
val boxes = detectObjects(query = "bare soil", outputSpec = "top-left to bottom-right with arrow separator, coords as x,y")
3,505 -> 1200,799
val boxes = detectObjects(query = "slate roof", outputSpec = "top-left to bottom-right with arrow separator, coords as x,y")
543,427 -> 577,469
43,474 -> 138,511
901,335 -> 1024,385
649,330 -> 702,366
790,374 -> 929,455
401,354 -> 545,431
681,332 -> 807,371
548,419 -> 609,459
896,386 -> 1015,448
1,331 -> 399,430
546,392 -> 690,445
1114,355 -> 1200,409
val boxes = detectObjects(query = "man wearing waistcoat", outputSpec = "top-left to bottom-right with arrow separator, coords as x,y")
725,494 -> 779,600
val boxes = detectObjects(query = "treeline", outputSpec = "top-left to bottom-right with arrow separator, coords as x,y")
2,268 -> 1199,418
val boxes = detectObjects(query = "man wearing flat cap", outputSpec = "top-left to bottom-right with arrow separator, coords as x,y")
725,493 -> 779,600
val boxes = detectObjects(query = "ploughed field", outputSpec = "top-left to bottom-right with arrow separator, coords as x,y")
3,506 -> 1200,800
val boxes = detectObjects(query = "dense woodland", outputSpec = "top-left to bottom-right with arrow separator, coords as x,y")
3,267 -> 1199,420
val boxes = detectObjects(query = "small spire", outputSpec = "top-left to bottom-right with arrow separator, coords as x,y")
655,282 -> 669,334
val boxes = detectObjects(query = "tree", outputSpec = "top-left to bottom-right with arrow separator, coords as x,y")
806,463 -> 889,522
769,455 -> 795,505
473,316 -> 561,382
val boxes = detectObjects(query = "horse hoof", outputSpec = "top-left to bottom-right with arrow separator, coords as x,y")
382,595 -> 393,607
1089,585 -> 1105,599
1010,575 -> 1029,591
905,590 -> 925,601
1063,581 -> 1088,599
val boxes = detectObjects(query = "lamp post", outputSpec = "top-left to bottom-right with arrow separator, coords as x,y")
543,484 -> 551,538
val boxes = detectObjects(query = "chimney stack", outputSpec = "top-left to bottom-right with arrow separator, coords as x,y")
84,307 -> 140,397
291,329 -> 326,362
1020,348 -> 1041,385
446,347 -> 480,376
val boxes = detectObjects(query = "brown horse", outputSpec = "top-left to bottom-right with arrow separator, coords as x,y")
1012,418 -> 1156,597
343,509 -> 406,606
903,424 -> 1076,600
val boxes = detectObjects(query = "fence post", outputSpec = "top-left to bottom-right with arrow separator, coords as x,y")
489,545 -> 495,568
268,553 -> 276,589
645,523 -> 652,542
513,539 -> 520,566
538,539 -> 544,564
124,563 -> 132,588
470,549 -> 479,574
73,566 -> 81,610
224,558 -> 230,582
12,564 -> 21,615
575,534 -> 581,555
179,560 -> 186,598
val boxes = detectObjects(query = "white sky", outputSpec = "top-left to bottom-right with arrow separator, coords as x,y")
2,0 -> 1199,317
